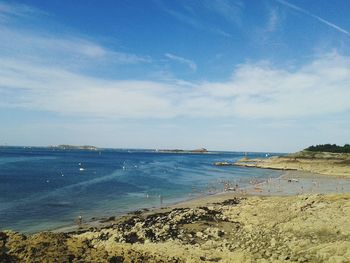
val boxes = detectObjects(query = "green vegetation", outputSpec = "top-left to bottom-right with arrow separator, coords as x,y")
305,144 -> 350,153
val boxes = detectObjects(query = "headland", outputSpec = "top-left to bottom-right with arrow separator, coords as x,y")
234,150 -> 350,177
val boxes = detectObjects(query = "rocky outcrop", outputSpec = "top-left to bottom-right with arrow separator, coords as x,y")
1,194 -> 350,262
234,151 -> 350,177
214,162 -> 234,166
52,145 -> 99,151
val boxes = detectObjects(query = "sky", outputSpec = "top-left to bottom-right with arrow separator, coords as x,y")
0,0 -> 349,152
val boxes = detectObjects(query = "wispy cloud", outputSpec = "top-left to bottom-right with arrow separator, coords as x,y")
200,0 -> 243,26
0,1 -> 45,21
163,8 -> 232,38
276,0 -> 350,36
0,2 -> 151,69
165,53 -> 197,71
266,8 -> 280,32
1,51 -> 350,119
155,0 -> 242,37
0,27 -> 151,65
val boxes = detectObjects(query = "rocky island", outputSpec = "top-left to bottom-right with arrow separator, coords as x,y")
156,148 -> 208,154
49,145 -> 99,151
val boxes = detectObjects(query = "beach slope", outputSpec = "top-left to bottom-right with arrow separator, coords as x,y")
1,194 -> 350,262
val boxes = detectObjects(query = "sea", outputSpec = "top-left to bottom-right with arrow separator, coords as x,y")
0,147 -> 284,233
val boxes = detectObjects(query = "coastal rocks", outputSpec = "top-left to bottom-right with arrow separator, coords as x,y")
232,151 -> 350,177
215,198 -> 242,206
0,232 -> 17,263
214,162 -> 234,166
107,206 -> 230,245
205,227 -> 225,238
2,231 -> 74,262
2,194 -> 350,262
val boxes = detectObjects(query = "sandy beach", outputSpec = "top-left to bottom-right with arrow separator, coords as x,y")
1,167 -> 350,262
50,169 -> 350,234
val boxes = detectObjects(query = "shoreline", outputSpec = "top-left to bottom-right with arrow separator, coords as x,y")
3,190 -> 350,262
51,169 -> 350,234
2,165 -> 350,262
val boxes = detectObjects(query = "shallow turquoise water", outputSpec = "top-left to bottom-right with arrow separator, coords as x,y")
0,147 -> 283,233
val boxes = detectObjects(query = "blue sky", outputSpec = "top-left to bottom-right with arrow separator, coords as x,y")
0,0 -> 349,152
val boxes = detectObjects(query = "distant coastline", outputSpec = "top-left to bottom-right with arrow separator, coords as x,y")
0,145 -> 99,151
0,145 -> 211,153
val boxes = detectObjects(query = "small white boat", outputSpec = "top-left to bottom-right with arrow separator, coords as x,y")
79,167 -> 85,171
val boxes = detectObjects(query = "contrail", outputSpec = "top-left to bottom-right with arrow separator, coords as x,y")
276,0 -> 350,36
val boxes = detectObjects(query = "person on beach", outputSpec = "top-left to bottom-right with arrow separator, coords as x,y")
76,215 -> 83,228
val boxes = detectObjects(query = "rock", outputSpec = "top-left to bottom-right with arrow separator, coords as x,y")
196,232 -> 203,238
214,162 -> 233,166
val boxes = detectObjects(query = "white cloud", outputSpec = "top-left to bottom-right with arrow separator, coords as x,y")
0,2 -> 349,123
165,53 -> 197,71
1,52 -> 349,120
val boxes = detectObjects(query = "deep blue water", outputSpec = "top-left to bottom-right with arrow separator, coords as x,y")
0,147 -> 283,233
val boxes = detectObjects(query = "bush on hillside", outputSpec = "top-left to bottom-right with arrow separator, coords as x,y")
305,144 -> 350,153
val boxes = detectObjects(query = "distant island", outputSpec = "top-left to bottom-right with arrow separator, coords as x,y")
156,148 -> 208,154
49,145 -> 99,151
305,144 -> 350,153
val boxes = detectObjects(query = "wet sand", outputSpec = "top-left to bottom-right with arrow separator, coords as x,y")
53,170 -> 350,233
